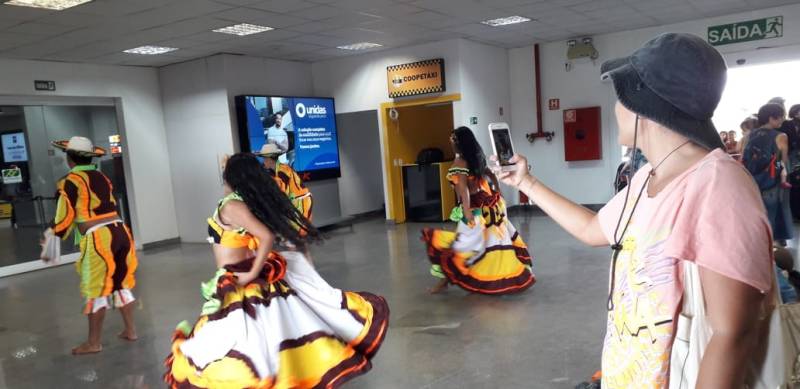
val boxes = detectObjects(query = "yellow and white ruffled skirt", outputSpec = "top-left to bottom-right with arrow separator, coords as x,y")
165,251 -> 389,389
422,191 -> 535,295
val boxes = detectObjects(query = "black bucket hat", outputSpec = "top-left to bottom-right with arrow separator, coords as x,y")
601,33 -> 727,150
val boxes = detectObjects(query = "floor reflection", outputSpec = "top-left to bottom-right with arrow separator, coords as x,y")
0,214 -> 610,388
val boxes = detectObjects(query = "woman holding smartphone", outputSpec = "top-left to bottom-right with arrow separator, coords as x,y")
422,126 -> 535,295
495,33 -> 773,388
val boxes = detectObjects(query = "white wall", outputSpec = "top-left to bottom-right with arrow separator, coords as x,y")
313,39 -> 516,216
336,110 -> 384,216
509,2 -> 800,206
456,40 -> 514,202
0,59 -> 178,245
312,40 -> 465,220
509,44 -> 619,206
312,40 -> 463,114
159,55 -> 232,243
222,55 -> 313,151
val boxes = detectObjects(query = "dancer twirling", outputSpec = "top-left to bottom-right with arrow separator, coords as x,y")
256,142 -> 313,222
165,153 -> 388,389
46,136 -> 138,355
422,127 -> 535,294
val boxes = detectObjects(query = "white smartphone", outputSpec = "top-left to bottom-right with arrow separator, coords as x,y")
488,122 -> 516,172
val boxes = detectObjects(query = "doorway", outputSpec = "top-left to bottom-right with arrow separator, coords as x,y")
0,104 -> 131,276
715,59 -> 800,138
380,94 -> 460,223
618,59 -> 800,163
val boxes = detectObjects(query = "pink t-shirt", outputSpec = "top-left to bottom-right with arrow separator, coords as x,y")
596,148 -> 773,388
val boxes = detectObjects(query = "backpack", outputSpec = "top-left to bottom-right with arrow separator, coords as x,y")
416,148 -> 444,168
742,128 -> 781,191
614,161 -> 630,193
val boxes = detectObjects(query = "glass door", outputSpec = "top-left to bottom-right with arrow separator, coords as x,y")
0,104 -> 130,275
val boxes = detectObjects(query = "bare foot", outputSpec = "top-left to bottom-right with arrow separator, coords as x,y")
71,342 -> 102,355
118,330 -> 138,342
428,280 -> 449,294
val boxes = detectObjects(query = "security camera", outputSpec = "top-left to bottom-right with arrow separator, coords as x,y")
736,58 -> 746,65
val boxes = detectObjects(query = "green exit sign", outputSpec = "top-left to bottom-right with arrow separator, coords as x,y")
708,16 -> 783,46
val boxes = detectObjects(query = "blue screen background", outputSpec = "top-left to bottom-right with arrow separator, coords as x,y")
242,96 -> 340,174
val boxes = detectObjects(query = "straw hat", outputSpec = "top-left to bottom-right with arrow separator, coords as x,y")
255,142 -> 285,158
52,136 -> 106,157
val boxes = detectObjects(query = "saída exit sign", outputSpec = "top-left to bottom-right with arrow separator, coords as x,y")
708,16 -> 783,46
34,80 -> 56,91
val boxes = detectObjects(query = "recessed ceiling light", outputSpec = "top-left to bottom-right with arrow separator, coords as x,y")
123,45 -> 178,55
3,0 -> 92,10
213,23 -> 274,36
337,42 -> 382,51
481,16 -> 531,27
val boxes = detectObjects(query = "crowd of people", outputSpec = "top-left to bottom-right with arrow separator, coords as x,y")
737,99 -> 800,305
36,32 -> 800,389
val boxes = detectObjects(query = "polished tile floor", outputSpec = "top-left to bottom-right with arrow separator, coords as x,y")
0,213 -> 611,389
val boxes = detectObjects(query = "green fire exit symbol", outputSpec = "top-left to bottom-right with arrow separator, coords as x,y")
708,16 -> 783,46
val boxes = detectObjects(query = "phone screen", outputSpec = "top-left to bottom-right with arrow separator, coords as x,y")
492,128 -> 514,165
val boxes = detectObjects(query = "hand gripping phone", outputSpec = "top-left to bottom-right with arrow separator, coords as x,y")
489,122 -> 516,172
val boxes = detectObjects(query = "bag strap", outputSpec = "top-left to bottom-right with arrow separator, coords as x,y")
681,260 -> 695,317
681,260 -> 707,320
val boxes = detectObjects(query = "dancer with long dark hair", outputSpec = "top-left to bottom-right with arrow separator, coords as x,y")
422,126 -> 535,294
165,153 -> 389,388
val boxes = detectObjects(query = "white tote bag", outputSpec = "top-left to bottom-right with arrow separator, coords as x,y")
669,260 -> 711,389
669,260 -> 787,389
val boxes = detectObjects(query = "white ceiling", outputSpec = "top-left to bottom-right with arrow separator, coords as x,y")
0,0 -> 796,67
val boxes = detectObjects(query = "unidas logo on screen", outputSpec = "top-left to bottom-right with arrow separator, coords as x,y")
295,102 -> 327,119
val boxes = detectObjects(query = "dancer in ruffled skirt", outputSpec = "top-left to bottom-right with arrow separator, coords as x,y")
165,153 -> 388,388
422,127 -> 535,295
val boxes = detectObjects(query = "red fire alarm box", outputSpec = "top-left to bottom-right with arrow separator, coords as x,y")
563,106 -> 601,161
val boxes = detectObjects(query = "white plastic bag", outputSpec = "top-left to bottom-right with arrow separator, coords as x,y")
39,228 -> 60,263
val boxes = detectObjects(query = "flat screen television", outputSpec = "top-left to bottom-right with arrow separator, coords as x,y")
235,95 -> 341,181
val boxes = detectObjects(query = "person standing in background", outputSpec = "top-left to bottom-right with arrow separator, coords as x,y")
737,115 -> 758,154
725,130 -> 738,154
768,96 -> 786,111
782,104 -> 800,219
743,103 -> 793,245
256,143 -> 313,224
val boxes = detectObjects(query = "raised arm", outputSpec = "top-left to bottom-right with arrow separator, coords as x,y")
51,179 -> 79,238
493,154 -> 607,246
777,133 -> 790,182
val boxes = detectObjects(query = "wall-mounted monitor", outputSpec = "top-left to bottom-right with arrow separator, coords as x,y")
235,95 -> 341,181
1,132 -> 28,163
